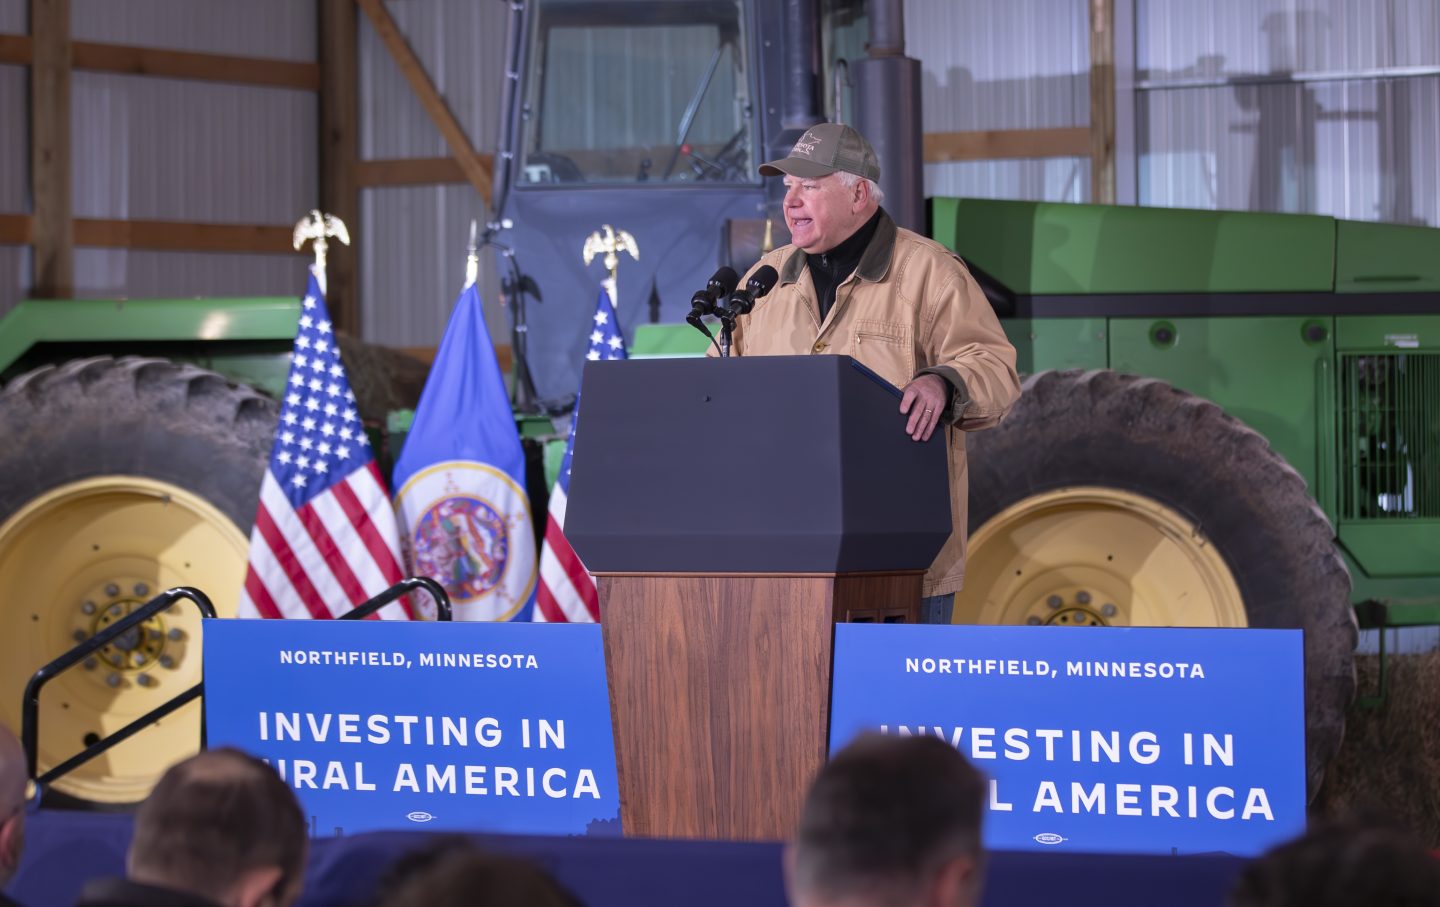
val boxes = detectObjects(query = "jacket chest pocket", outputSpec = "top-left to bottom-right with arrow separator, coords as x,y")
851,319 -> 913,388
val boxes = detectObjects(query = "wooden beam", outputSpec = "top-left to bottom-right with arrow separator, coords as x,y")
0,214 -> 31,245
355,0 -> 492,205
356,156 -> 477,187
73,218 -> 295,253
923,127 -> 1091,163
0,33 -> 32,64
320,0 -> 360,333
71,41 -> 319,90
0,33 -> 318,89
1089,0 -> 1117,204
30,0 -> 72,298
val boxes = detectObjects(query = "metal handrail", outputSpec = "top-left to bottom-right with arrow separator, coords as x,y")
338,576 -> 453,622
21,586 -> 217,791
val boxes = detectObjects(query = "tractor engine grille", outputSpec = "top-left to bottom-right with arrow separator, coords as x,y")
1339,352 -> 1440,520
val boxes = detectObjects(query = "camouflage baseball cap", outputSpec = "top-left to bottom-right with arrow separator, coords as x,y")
759,122 -> 881,181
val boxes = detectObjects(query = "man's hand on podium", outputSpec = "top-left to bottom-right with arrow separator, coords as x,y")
900,374 -> 947,442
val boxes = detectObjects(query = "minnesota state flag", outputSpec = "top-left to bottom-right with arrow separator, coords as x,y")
392,279 -> 537,620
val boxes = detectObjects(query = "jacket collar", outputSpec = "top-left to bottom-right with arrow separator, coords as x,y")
779,208 -> 897,285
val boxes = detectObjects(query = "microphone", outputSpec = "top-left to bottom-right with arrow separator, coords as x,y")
686,266 -> 739,326
725,265 -> 779,317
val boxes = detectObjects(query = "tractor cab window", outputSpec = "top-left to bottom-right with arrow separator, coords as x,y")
520,0 -> 758,186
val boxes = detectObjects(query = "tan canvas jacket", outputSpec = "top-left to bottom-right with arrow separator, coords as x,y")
719,210 -> 1021,595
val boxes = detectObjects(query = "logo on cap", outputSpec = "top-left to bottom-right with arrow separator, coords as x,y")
793,131 -> 821,156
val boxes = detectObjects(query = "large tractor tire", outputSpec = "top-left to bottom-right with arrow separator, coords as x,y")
0,356 -> 277,805
959,369 -> 1357,801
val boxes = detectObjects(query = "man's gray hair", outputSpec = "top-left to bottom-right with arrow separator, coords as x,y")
836,170 -> 885,206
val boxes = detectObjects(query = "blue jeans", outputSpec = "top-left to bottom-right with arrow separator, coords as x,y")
919,592 -> 955,625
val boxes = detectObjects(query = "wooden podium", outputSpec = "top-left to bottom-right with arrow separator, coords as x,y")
565,356 -> 950,840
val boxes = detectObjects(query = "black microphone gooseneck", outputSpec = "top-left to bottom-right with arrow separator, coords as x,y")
718,265 -> 779,358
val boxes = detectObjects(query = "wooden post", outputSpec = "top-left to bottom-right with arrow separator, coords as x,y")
319,0 -> 360,334
30,0 -> 72,297
1089,0 -> 1117,205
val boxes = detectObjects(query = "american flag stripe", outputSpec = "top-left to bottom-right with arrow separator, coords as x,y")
250,512 -> 330,620
537,510 -> 599,622
240,551 -> 288,620
256,478 -> 347,618
331,467 -> 411,619
298,500 -> 370,607
335,463 -> 407,583
309,492 -> 401,616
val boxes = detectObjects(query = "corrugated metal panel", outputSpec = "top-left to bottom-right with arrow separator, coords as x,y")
71,0 -> 316,61
1138,75 -> 1440,226
0,245 -> 30,322
0,0 -> 23,33
358,0 -> 509,347
925,158 -> 1089,204
72,248 -> 305,299
359,0 -> 509,159
908,0 -> 1090,201
71,71 -> 317,224
1139,0 -> 1440,80
0,65 -> 25,213
1138,0 -> 1440,227
361,185 -> 506,349
909,0 -> 1089,132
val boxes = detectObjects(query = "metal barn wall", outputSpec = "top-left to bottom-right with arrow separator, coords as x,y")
0,0 -> 20,33
0,63 -> 25,319
71,0 -> 316,59
1137,0 -> 1440,226
909,0 -> 1091,203
0,0 -> 26,317
358,0 -> 510,350
0,0 -> 316,313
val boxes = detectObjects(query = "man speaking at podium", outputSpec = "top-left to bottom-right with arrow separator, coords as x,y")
719,122 -> 1021,615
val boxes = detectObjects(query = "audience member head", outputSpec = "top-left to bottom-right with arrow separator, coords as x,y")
0,722 -> 26,889
1228,819 -> 1440,907
376,840 -> 582,907
127,747 -> 307,907
789,733 -> 987,907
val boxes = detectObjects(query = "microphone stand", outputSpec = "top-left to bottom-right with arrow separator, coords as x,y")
718,307 -> 737,358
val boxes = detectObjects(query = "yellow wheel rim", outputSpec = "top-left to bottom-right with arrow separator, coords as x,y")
0,477 -> 244,804
955,487 -> 1245,629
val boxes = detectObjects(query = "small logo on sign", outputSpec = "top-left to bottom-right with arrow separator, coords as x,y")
407,811 -> 436,823
1033,833 -> 1067,846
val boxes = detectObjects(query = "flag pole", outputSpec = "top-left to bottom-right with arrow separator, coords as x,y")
465,219 -> 480,289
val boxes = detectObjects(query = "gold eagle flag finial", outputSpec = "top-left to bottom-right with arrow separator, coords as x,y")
582,224 -> 638,308
292,209 -> 351,295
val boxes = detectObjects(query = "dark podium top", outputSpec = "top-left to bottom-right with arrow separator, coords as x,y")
565,355 -> 950,574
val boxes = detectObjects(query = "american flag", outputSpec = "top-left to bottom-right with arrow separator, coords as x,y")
238,267 -> 410,620
534,288 -> 626,623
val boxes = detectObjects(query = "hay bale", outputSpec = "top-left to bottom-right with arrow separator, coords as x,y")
1314,650 -> 1440,846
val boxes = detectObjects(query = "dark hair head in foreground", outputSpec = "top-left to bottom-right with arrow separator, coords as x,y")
377,839 -> 583,907
1229,819 -> 1440,907
128,747 -> 307,906
791,733 -> 987,907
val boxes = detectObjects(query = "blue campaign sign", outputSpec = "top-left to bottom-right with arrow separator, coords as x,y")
204,619 -> 620,837
830,625 -> 1306,856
